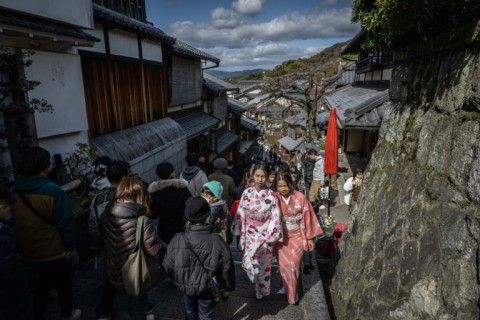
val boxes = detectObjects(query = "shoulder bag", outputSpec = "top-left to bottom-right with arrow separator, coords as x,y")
122,216 -> 165,296
184,234 -> 221,298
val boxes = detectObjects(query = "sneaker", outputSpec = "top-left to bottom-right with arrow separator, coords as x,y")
62,309 -> 82,320
277,287 -> 286,294
96,314 -> 111,320
146,315 -> 155,320
319,205 -> 326,210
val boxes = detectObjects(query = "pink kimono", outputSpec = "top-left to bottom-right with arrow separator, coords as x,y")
276,190 -> 322,304
233,186 -> 283,296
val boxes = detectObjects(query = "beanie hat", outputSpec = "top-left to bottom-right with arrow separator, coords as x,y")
184,196 -> 211,223
213,158 -> 228,170
203,180 -> 223,200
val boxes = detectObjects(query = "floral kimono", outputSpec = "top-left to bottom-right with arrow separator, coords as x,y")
233,186 -> 283,296
276,190 -> 322,304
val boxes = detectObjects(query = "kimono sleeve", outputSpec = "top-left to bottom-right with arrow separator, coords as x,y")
301,195 -> 323,239
265,194 -> 283,244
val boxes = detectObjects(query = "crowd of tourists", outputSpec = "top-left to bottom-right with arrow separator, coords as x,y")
0,145 -> 364,320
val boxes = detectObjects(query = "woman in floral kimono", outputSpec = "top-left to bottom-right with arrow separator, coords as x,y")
233,163 -> 283,300
274,171 -> 322,304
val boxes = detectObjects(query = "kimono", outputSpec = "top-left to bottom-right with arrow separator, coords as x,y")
276,190 -> 322,304
233,186 -> 283,296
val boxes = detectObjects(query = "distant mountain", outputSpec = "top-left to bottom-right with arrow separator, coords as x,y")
205,69 -> 268,80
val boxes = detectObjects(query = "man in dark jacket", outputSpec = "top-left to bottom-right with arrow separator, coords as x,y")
163,196 -> 235,320
11,146 -> 81,320
180,153 -> 208,197
149,162 -> 191,243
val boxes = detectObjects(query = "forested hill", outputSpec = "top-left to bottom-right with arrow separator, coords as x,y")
226,40 -> 352,83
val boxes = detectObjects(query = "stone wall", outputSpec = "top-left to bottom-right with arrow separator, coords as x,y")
331,22 -> 480,319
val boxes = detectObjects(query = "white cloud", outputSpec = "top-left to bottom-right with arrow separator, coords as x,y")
203,43 -> 328,71
210,7 -> 241,28
169,8 -> 358,49
232,0 -> 267,16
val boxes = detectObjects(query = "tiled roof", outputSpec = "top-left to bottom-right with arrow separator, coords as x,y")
203,73 -> 239,94
341,30 -> 365,54
316,111 -> 330,126
284,112 -> 306,127
238,80 -> 264,91
325,84 -> 389,128
215,128 -> 239,154
0,10 -> 99,43
93,3 -> 175,43
174,111 -> 220,140
278,136 -> 305,152
238,140 -> 254,155
227,99 -> 247,114
241,116 -> 261,131
173,40 -> 220,64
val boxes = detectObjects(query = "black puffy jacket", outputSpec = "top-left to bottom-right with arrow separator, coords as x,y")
101,202 -> 166,290
162,224 -> 235,297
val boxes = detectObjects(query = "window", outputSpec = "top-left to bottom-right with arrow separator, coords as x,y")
81,55 -> 168,137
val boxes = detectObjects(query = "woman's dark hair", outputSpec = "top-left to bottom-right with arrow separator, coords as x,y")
274,171 -> 294,191
107,161 -> 130,184
251,162 -> 269,178
94,156 -> 112,176
185,153 -> 199,167
155,162 -> 175,179
15,147 -> 51,177
353,168 -> 363,178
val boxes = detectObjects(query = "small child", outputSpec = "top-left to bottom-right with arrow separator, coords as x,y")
201,181 -> 232,302
162,196 -> 235,319
0,186 -> 32,319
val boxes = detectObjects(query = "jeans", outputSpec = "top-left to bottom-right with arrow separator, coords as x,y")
183,294 -> 214,320
97,281 -> 117,315
30,257 -> 73,319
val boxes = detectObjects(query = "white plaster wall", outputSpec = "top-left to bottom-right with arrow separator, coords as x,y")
0,0 -> 93,29
383,68 -> 393,81
25,50 -> 89,138
372,70 -> 383,81
39,130 -> 90,163
80,24 -> 106,54
109,30 -> 139,59
141,39 -> 163,62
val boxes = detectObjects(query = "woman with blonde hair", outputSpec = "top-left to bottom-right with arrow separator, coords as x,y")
96,176 -> 166,320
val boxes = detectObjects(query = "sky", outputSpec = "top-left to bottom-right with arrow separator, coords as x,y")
145,0 -> 360,72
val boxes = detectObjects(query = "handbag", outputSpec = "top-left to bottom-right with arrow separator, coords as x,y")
184,235 -> 221,298
122,216 -> 165,296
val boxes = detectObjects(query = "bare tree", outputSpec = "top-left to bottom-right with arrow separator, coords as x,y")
253,62 -> 341,143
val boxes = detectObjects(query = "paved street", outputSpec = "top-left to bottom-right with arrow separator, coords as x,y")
45,152 -> 364,320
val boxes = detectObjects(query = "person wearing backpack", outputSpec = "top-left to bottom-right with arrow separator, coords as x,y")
10,146 -> 81,320
89,161 -> 130,263
180,153 -> 208,197
162,196 -> 235,320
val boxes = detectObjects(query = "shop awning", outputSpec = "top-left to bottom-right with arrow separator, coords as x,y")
277,136 -> 305,152
174,111 -> 220,140
215,128 -> 239,154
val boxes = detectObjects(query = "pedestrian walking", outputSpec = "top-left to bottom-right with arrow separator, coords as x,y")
233,163 -> 283,299
149,162 -> 191,244
11,146 -> 81,320
180,153 -> 209,197
274,171 -> 322,304
96,176 -> 166,320
163,196 -> 235,320
208,158 -> 236,208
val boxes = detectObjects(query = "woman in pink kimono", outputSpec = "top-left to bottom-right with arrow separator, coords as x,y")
274,171 -> 322,304
233,163 -> 283,300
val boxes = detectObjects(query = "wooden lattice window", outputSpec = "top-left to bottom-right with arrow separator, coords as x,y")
81,55 -> 168,137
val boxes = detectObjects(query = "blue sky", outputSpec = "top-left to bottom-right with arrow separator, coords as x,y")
145,0 -> 359,71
